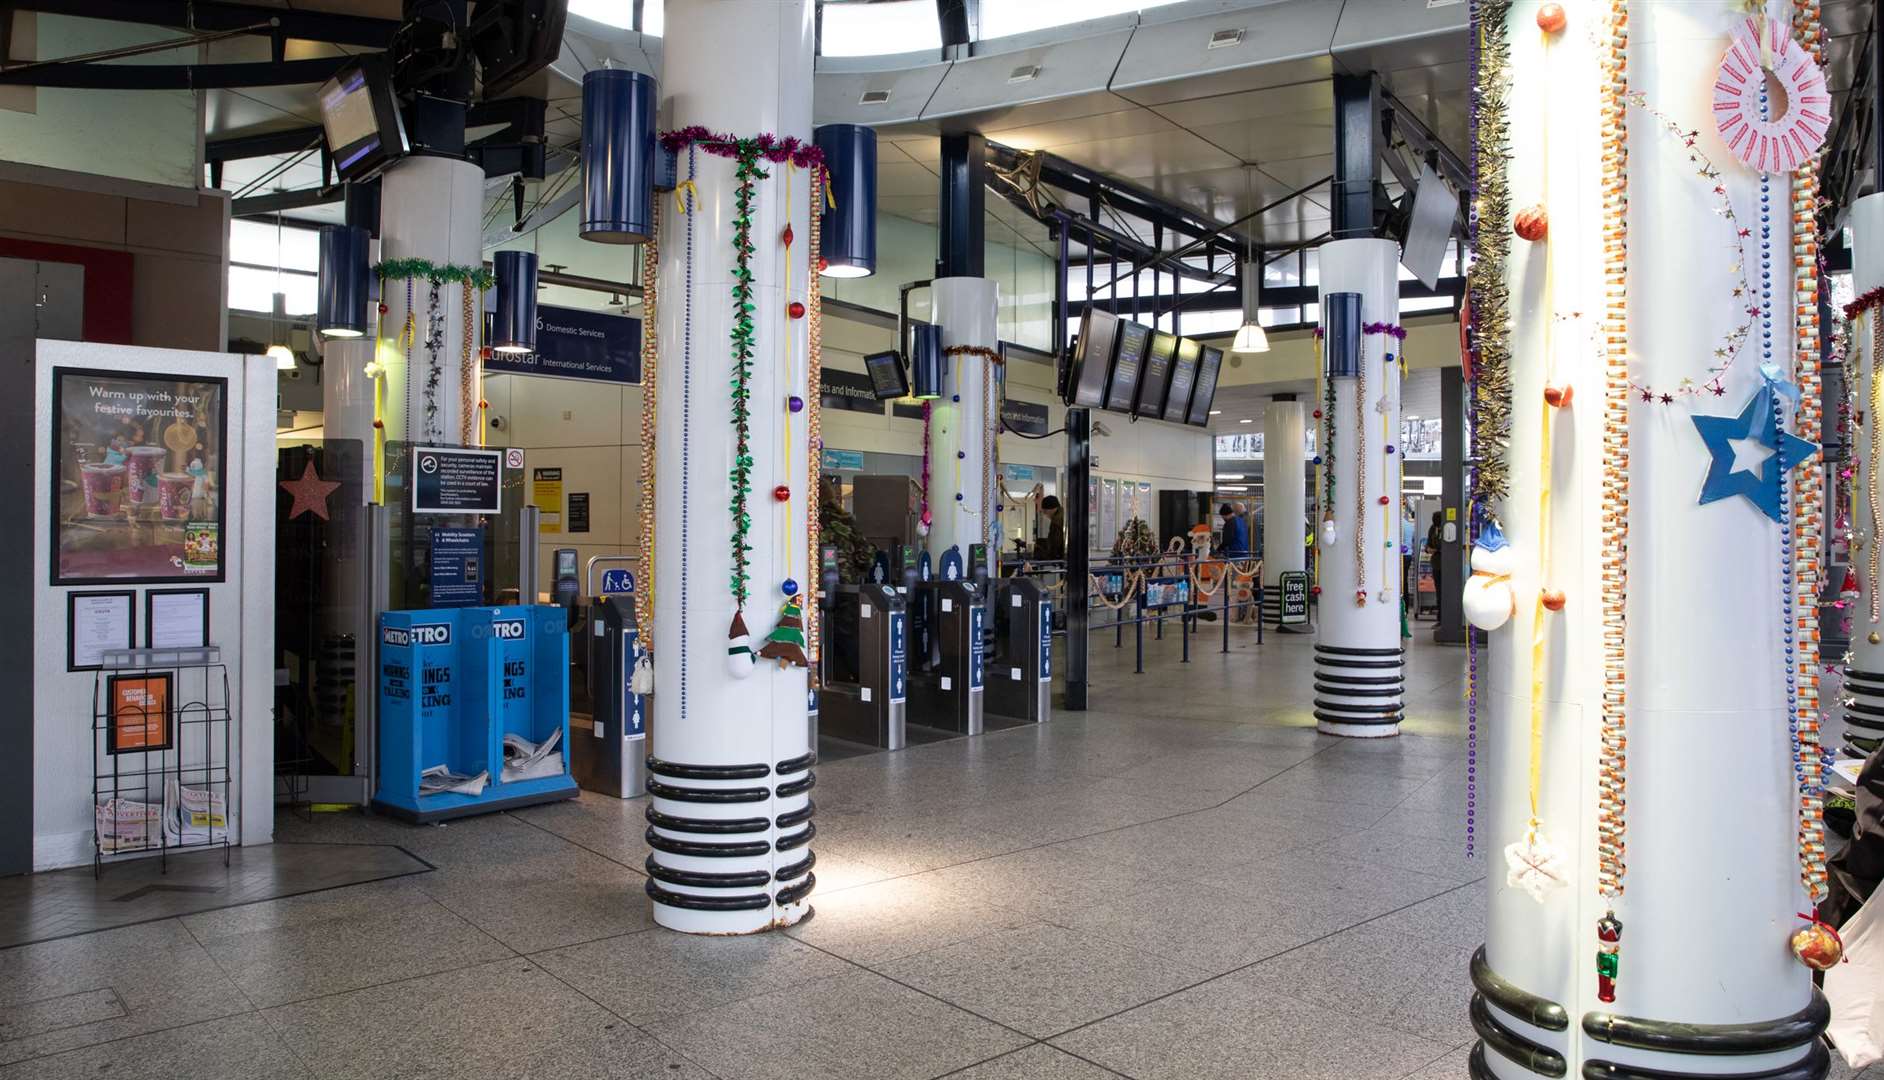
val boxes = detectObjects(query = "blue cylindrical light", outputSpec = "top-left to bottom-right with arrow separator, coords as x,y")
815,123 -> 877,278
316,224 -> 370,338
1323,292 -> 1362,378
911,323 -> 943,399
580,68 -> 657,244
491,250 -> 539,354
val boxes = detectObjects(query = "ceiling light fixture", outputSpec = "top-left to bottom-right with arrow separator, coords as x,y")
1238,418 -> 1253,424
1232,165 -> 1270,355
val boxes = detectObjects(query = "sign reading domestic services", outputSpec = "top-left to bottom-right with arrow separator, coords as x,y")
482,304 -> 641,384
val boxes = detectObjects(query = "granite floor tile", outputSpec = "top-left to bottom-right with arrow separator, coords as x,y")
784,874 -> 1036,965
1058,879 -> 1352,976
943,1044 -> 1130,1079
534,926 -> 851,1025
416,849 -> 656,952
1235,920 -> 1478,1046
0,1013 -> 312,1080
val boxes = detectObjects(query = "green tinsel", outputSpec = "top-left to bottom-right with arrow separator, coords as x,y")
374,258 -> 495,290
725,141 -> 768,606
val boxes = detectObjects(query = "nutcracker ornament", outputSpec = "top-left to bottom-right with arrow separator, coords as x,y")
1595,913 -> 1623,1004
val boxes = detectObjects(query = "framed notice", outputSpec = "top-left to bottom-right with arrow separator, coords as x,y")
68,590 -> 134,671
52,368 -> 228,585
105,673 -> 172,755
412,446 -> 503,515
145,588 -> 209,649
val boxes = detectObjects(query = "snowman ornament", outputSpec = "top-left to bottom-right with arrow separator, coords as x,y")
1462,521 -> 1518,632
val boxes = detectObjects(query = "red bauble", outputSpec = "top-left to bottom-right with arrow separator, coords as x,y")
1544,384 -> 1574,408
378,302 -> 389,314
773,484 -> 791,502
788,301 -> 806,319
1378,495 -> 1390,506
1792,921 -> 1845,970
1536,3 -> 1566,33
1312,409 -> 1323,419
781,223 -> 795,246
1514,204 -> 1549,242
1541,589 -> 1567,612
818,257 -> 829,272
372,419 -> 384,430
1310,585 -> 1322,597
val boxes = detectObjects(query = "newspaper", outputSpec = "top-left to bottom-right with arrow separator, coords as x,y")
95,799 -> 161,854
164,778 -> 233,844
419,764 -> 489,796
501,728 -> 564,782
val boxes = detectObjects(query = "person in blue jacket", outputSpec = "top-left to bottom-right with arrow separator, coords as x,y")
1218,502 -> 1249,558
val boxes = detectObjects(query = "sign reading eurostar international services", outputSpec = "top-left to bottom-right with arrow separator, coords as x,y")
1280,570 -> 1309,625
482,304 -> 641,384
412,447 -> 502,515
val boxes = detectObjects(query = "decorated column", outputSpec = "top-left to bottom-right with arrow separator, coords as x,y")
1312,239 -> 1405,736
1468,3 -> 1835,1078
375,157 -> 489,451
641,0 -> 818,935
1843,192 -> 1884,755
1262,396 -> 1307,628
925,278 -> 1001,566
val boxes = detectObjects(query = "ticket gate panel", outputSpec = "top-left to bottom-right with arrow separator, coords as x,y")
906,580 -> 984,736
572,595 -> 647,797
816,584 -> 907,749
985,577 -> 1052,726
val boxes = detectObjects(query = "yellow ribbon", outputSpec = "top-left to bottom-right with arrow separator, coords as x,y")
821,165 -> 836,210
673,179 -> 698,215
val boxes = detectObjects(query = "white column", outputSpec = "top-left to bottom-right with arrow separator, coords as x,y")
927,277 -> 999,564
1313,238 -> 1403,737
320,336 -> 376,495
1478,4 -> 1822,1078
646,0 -> 815,935
1847,191 -> 1884,749
378,156 -> 484,448
1262,397 -> 1306,626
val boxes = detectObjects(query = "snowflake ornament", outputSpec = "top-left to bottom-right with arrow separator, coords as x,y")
1505,827 -> 1570,903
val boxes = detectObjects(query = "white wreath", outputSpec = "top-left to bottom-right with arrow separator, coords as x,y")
1712,15 -> 1830,175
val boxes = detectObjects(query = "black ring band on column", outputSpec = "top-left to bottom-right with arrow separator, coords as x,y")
776,801 -> 815,829
1582,988 -> 1828,1055
1314,644 -> 1407,657
1471,995 -> 1567,1077
647,757 -> 771,780
776,873 -> 816,906
1313,710 -> 1403,726
775,773 -> 816,798
1471,947 -> 1568,1030
1842,666 -> 1884,682
644,828 -> 771,859
775,851 -> 816,883
776,751 -> 817,774
1314,656 -> 1405,670
645,808 -> 769,835
776,823 -> 816,851
1313,698 -> 1403,714
644,856 -> 771,889
1314,684 -> 1403,698
1315,672 -> 1405,686
1842,699 -> 1884,719
1845,713 -> 1884,732
644,879 -> 772,911
1581,1041 -> 1827,1080
647,779 -> 770,803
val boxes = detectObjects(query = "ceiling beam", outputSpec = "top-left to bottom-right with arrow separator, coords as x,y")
0,54 -> 348,88
207,125 -> 323,163
10,0 -> 396,49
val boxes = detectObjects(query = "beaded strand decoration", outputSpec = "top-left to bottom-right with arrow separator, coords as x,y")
1594,0 -> 1630,1004
806,166 -> 825,671
1791,0 -> 1829,907
459,283 -> 477,446
638,194 -> 662,648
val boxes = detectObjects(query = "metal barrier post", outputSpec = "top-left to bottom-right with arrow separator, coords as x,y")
1221,564 -> 1231,654
1134,590 -> 1145,674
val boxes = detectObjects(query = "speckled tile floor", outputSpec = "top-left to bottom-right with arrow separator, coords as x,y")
1,627 -> 1874,1079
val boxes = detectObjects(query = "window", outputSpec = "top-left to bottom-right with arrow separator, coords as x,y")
229,219 -> 319,316
820,0 -> 941,56
979,0 -> 1187,40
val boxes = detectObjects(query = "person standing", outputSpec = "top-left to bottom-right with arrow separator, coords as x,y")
1034,493 -> 1066,561
1219,503 -> 1251,622
1424,510 -> 1446,617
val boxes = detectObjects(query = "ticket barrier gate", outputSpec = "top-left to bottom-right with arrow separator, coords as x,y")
572,594 -> 647,798
907,579 -> 984,735
985,576 -> 1052,726
815,583 -> 907,748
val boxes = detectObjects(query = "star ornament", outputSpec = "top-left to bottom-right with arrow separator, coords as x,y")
280,460 -> 341,521
1692,386 -> 1816,523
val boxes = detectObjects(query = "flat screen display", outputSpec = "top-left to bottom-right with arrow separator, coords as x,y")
1187,345 -> 1224,426
1104,321 -> 1151,413
318,57 -> 406,181
1162,338 -> 1201,423
863,350 -> 909,400
1135,332 -> 1178,418
1066,308 -> 1119,407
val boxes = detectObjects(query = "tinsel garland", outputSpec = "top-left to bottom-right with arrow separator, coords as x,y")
659,127 -> 824,169
1596,0 -> 1630,909
374,259 -> 495,290
944,344 -> 1003,365
727,142 -> 765,608
1467,0 -> 1515,507
422,281 -> 444,443
1792,0 -> 1829,905
1842,285 -> 1884,321
806,166 -> 825,671
639,195 -> 662,649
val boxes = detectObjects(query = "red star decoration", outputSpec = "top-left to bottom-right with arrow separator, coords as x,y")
1640,389 -> 1655,402
1660,393 -> 1674,404
280,460 -> 341,521
1747,306 -> 1762,317
1710,383 -> 1727,396
1738,228 -> 1751,237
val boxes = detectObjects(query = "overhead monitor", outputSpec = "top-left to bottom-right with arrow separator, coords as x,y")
1135,331 -> 1178,418
1065,307 -> 1120,407
1186,345 -> 1224,427
862,349 -> 910,400
318,56 -> 408,182
1104,320 -> 1151,414
1162,337 -> 1202,423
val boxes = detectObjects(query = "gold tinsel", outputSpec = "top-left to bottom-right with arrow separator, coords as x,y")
1467,0 -> 1515,507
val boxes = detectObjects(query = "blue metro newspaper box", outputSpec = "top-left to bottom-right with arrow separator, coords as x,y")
375,605 -> 577,822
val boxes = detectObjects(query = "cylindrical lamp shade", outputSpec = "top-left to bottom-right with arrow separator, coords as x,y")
1322,291 -> 1362,377
580,68 -> 657,244
911,322 -> 943,398
491,250 -> 539,354
317,224 -> 371,338
815,123 -> 877,278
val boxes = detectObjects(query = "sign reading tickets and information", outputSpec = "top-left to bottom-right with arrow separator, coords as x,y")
1279,570 -> 1309,626
412,447 -> 502,515
53,368 -> 227,584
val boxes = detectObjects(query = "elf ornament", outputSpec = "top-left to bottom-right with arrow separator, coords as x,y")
726,612 -> 756,678
758,594 -> 809,667
1463,522 -> 1518,631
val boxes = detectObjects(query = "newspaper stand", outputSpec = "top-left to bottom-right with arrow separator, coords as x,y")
91,646 -> 233,876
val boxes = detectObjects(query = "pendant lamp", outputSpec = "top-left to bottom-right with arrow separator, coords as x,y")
317,224 -> 371,339
580,68 -> 658,244
1231,257 -> 1270,354
1323,292 -> 1362,378
910,323 -> 944,399
814,124 -> 878,278
491,250 -> 540,354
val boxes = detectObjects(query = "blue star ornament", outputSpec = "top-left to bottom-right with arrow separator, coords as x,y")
1691,385 -> 1816,522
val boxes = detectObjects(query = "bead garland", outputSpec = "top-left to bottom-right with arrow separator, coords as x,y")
638,194 -> 662,648
1595,0 -> 1630,1000
806,165 -> 825,671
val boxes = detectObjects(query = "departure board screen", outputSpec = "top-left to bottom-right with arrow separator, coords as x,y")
1162,337 -> 1201,423
1187,345 -> 1224,426
1065,308 -> 1119,408
1104,320 -> 1151,413
1135,331 -> 1178,418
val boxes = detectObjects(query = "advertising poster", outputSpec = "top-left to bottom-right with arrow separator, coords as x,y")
106,673 -> 172,755
53,369 -> 226,584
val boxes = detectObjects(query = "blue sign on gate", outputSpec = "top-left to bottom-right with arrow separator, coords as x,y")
888,611 -> 907,703
1039,600 -> 1052,682
599,568 -> 635,596
969,604 -> 985,691
482,304 -> 641,384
